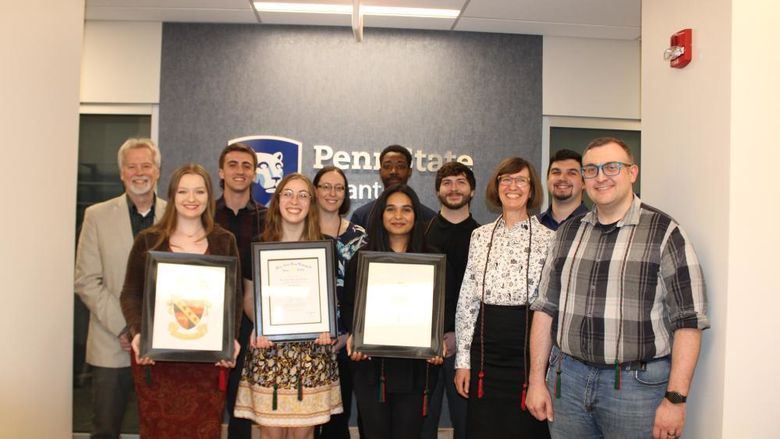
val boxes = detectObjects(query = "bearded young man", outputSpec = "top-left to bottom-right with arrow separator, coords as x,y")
420,161 -> 479,439
537,149 -> 588,231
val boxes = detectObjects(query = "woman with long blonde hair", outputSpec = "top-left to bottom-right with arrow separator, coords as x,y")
235,173 -> 343,439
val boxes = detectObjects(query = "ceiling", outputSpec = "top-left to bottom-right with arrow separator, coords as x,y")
85,0 -> 641,40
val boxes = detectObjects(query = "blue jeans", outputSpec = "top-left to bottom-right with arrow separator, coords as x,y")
546,347 -> 670,439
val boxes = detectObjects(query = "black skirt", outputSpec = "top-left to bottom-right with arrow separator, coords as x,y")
466,304 -> 549,439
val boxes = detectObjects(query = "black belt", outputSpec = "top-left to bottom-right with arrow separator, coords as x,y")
572,355 -> 669,372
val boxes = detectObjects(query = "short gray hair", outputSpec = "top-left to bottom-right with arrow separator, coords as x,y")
117,138 -> 161,171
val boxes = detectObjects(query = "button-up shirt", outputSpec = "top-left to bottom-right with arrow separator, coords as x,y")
214,196 -> 267,279
537,202 -> 589,231
455,215 -> 554,369
532,196 -> 709,365
126,194 -> 156,237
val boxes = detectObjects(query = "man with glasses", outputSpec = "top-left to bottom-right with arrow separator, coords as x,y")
526,137 -> 709,439
538,149 -> 588,231
349,144 -> 436,229
215,142 -> 267,439
75,138 -> 166,439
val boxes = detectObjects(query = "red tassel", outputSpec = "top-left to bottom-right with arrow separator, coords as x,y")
477,370 -> 485,399
422,390 -> 429,417
521,383 -> 528,411
218,369 -> 227,391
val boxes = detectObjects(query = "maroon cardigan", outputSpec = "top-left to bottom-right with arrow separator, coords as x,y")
120,225 -> 242,338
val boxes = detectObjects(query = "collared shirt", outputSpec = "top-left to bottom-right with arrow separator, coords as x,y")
455,215 -> 554,369
537,202 -> 589,231
214,196 -> 267,279
126,194 -> 156,237
532,196 -> 709,365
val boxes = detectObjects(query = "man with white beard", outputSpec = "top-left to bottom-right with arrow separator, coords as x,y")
537,149 -> 588,231
75,138 -> 166,439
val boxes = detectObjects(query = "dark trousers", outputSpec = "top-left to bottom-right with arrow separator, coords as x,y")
316,348 -> 353,439
353,365 -> 425,439
226,315 -> 254,439
89,364 -> 133,439
420,355 -> 467,439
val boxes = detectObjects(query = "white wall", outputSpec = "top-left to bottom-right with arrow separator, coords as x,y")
80,23 -> 642,120
643,1 -> 780,438
543,36 -> 640,119
81,21 -> 162,103
723,1 -> 780,437
0,2 -> 84,437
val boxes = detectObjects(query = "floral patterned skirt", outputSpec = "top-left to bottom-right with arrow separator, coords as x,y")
234,341 -> 343,427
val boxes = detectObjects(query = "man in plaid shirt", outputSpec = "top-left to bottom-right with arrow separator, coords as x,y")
527,137 -> 709,439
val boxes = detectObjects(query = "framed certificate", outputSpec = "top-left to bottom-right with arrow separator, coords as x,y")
252,240 -> 337,342
140,251 -> 238,362
352,251 -> 446,359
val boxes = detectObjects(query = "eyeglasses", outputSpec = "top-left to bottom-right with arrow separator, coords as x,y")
581,162 -> 633,179
317,183 -> 346,193
280,189 -> 311,201
497,175 -> 530,187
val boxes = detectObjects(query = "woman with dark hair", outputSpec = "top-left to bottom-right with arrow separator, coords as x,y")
120,163 -> 242,438
234,173 -> 343,439
453,157 -> 554,438
342,184 -> 443,439
312,166 -> 367,439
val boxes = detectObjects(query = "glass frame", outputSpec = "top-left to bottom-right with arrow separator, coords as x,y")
352,251 -> 446,359
251,240 -> 338,342
140,251 -> 238,362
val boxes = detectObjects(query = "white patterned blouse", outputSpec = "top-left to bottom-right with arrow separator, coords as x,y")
454,215 -> 554,369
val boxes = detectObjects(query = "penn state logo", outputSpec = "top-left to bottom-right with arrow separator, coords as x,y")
227,135 -> 303,206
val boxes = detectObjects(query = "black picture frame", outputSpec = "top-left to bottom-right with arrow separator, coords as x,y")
140,251 -> 238,362
352,251 -> 446,359
251,240 -> 338,342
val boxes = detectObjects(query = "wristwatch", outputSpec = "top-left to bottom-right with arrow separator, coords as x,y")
665,391 -> 687,404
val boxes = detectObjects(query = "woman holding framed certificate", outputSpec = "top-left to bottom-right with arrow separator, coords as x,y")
120,164 -> 242,438
313,165 -> 367,439
342,184 -> 444,439
453,157 -> 555,439
235,173 -> 343,439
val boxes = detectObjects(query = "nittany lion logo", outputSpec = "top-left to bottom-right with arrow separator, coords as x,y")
227,135 -> 302,206
255,151 -> 285,194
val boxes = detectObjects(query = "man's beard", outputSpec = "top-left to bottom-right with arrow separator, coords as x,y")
439,191 -> 472,210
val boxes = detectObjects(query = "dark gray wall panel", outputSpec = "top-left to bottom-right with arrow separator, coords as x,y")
159,24 -> 542,223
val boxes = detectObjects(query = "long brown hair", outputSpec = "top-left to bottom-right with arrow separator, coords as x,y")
261,173 -> 322,242
150,163 -> 216,249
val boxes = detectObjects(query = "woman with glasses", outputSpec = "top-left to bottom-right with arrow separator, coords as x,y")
120,164 -> 242,438
234,173 -> 343,439
453,158 -> 554,439
312,165 -> 367,439
342,184 -> 444,439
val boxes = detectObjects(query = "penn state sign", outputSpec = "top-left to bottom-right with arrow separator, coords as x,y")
228,135 -> 303,206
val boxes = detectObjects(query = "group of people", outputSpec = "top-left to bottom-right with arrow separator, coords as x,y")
75,137 -> 709,439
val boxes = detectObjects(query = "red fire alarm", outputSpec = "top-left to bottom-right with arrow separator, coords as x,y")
664,29 -> 693,68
